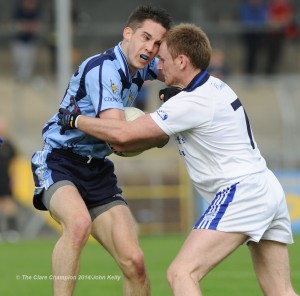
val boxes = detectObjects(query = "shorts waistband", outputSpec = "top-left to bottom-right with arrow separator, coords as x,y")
51,148 -> 104,165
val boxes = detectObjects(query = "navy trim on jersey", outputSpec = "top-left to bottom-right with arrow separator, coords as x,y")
231,98 -> 255,149
79,51 -> 115,101
147,66 -> 158,80
118,69 -> 131,92
231,98 -> 242,111
117,45 -> 130,78
184,70 -> 210,92
132,72 -> 144,91
42,120 -> 55,134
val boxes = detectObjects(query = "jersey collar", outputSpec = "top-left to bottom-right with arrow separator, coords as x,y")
183,70 -> 210,92
116,42 -> 131,79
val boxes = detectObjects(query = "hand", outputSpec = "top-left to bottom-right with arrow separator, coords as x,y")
58,96 -> 81,135
159,87 -> 182,102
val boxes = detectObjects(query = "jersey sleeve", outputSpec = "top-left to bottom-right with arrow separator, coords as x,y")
150,92 -> 214,135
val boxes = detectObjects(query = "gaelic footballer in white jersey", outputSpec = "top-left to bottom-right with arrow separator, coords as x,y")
151,71 -> 293,244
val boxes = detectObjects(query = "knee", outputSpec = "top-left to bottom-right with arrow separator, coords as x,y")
122,250 -> 147,280
64,215 -> 92,248
167,261 -> 201,289
167,263 -> 180,289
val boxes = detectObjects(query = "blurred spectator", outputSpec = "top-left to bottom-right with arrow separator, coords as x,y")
0,118 -> 20,243
240,0 -> 267,74
11,0 -> 41,82
208,48 -> 229,80
265,0 -> 293,74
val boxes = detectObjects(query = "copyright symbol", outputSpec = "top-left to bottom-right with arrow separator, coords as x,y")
16,275 -> 20,280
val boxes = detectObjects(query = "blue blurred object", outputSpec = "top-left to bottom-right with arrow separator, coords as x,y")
0,137 -> 3,144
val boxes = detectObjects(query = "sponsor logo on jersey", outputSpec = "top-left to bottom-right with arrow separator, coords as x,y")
104,97 -> 122,103
156,109 -> 168,120
211,81 -> 226,90
110,80 -> 119,94
127,90 -> 134,105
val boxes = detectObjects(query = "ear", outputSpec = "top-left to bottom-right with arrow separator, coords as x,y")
123,27 -> 133,41
178,54 -> 188,69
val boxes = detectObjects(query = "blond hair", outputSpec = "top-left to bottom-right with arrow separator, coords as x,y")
164,23 -> 212,70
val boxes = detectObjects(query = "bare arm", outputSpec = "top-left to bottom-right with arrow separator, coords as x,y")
77,113 -> 169,152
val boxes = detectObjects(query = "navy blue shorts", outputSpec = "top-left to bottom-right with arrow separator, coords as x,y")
32,148 -> 122,210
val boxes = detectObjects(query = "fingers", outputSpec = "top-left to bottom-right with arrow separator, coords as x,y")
59,127 -> 66,135
159,87 -> 182,102
58,111 -> 63,120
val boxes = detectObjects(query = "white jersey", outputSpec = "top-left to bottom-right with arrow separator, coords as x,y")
151,72 -> 267,202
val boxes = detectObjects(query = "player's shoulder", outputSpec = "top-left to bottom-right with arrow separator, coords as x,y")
84,49 -> 117,71
202,75 -> 236,99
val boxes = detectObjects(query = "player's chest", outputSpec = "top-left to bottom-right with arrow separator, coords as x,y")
122,84 -> 140,107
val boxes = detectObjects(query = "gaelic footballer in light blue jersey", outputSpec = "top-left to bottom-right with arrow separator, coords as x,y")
31,6 -> 172,295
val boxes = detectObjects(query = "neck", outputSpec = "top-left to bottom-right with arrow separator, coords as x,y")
181,69 -> 202,88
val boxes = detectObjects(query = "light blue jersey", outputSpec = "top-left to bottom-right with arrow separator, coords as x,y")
42,42 -> 159,158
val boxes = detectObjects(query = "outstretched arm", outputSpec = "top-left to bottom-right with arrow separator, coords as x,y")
76,114 -> 169,152
57,95 -> 169,152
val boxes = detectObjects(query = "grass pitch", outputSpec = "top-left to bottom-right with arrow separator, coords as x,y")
0,234 -> 299,295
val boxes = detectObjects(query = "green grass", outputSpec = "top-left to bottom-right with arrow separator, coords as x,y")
0,234 -> 299,295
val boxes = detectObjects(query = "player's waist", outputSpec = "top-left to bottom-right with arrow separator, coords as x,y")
52,148 -> 105,165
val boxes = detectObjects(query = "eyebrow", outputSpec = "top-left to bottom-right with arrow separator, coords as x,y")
144,32 -> 151,38
143,31 -> 162,45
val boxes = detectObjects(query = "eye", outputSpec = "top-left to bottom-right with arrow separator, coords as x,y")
143,33 -> 150,41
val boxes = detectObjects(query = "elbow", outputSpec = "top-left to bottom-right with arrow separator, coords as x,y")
110,129 -> 131,147
157,135 -> 169,148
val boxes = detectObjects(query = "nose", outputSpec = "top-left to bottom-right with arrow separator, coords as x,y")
146,41 -> 158,54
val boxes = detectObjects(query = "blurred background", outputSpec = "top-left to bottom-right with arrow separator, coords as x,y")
0,0 -> 300,241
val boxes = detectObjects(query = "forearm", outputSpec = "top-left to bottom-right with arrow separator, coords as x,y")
76,114 -> 169,152
76,115 -> 125,144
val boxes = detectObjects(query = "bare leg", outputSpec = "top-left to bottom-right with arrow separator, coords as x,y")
248,240 -> 299,296
0,196 -> 18,230
167,229 -> 247,296
49,185 -> 92,296
92,205 -> 150,296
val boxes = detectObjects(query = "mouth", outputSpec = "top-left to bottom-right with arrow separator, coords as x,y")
140,54 -> 149,61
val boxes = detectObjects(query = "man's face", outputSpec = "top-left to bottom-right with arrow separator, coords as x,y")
123,20 -> 167,75
157,42 -> 180,86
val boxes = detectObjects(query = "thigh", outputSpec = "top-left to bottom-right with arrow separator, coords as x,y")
49,183 -> 91,227
91,204 -> 140,262
248,240 -> 292,289
170,229 -> 247,279
248,240 -> 290,280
